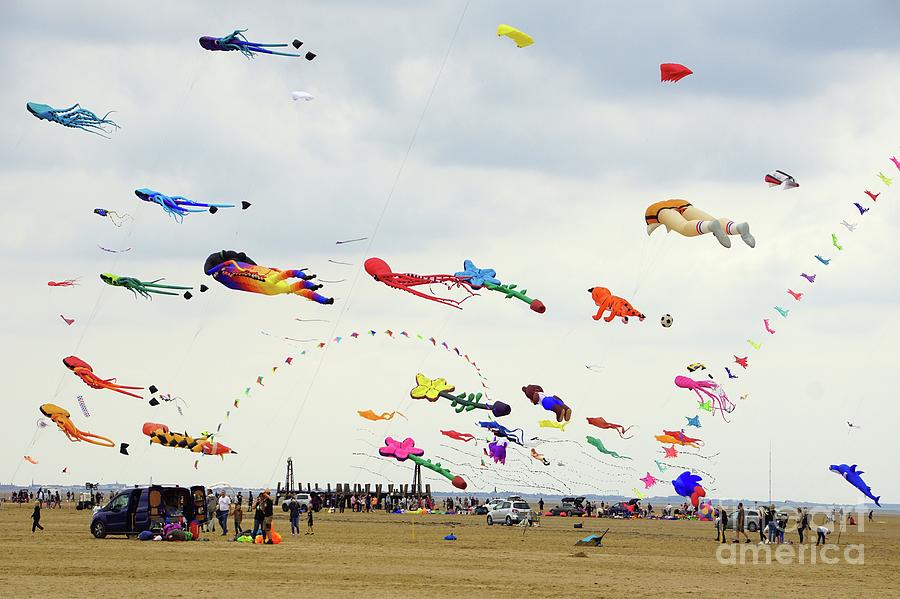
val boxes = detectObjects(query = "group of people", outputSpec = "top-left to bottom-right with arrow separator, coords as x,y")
201,488 -> 287,543
715,503 -> 845,546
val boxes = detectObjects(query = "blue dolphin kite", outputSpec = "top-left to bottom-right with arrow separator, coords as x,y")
829,464 -> 880,506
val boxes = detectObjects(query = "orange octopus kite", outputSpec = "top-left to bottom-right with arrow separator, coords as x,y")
63,356 -> 144,399
40,403 -> 115,447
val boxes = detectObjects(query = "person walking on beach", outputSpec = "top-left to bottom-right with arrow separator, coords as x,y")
205,489 -> 216,532
31,501 -> 44,533
288,495 -> 301,535
306,505 -> 314,535
216,490 -> 231,536
233,499 -> 243,534
735,502 -> 750,543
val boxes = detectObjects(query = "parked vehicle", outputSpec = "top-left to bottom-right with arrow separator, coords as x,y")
605,501 -> 635,518
486,500 -> 533,526
280,493 -> 312,513
90,485 -> 207,538
75,492 -> 95,511
723,508 -> 790,532
549,502 -> 586,516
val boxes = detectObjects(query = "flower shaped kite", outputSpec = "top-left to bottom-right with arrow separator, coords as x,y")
379,436 -> 424,461
454,259 -> 501,289
410,374 -> 455,402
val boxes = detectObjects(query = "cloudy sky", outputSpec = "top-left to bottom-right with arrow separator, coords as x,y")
3,0 -> 899,504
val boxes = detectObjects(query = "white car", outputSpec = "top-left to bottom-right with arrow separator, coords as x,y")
281,493 -> 311,513
486,500 -> 532,526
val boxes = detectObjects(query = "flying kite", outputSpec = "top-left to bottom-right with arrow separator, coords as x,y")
586,436 -> 631,460
522,384 -> 571,422
538,420 -> 568,431
725,367 -> 738,379
747,339 -> 762,351
832,234 -> 842,251
854,202 -> 870,216
290,91 -> 314,101
143,422 -> 235,457
774,306 -> 790,318
478,421 -> 524,446
645,200 -> 755,248
63,356 -> 143,399
815,255 -> 830,266
891,156 -> 900,171
205,250 -> 333,304
440,430 -> 475,442
660,63 -> 692,82
530,448 -> 550,466
589,287 -> 645,323
734,356 -> 749,369
47,280 -> 77,287
496,24 -> 534,48
686,363 -> 706,372
672,471 -> 706,508
364,257 -> 545,313
357,410 -> 405,421
378,436 -> 467,489
93,208 -> 133,227
485,441 -> 508,465
685,415 -> 701,428
135,188 -> 246,222
787,289 -> 803,300
829,464 -> 880,506
655,429 -> 703,448
26,101 -> 119,137
410,374 -> 510,417
674,376 -> 734,420
101,273 -> 194,300
40,404 -> 114,447
764,319 -> 776,334
663,445 -> 679,458
877,172 -> 893,186
865,191 -> 880,202
841,221 -> 857,232
585,416 -> 634,439
764,170 -> 799,189
199,29 -> 315,59
60,315 -> 75,326
800,273 -> 816,283
640,473 -> 658,488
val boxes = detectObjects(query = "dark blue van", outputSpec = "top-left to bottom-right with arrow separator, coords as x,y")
90,485 -> 208,538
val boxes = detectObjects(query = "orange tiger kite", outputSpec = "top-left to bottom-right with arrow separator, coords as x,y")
589,287 -> 645,323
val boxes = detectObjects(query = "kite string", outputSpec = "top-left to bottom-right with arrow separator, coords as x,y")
266,0 -> 471,485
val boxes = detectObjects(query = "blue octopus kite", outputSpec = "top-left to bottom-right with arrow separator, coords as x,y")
26,102 -> 119,137
135,188 -> 249,223
199,29 -> 315,60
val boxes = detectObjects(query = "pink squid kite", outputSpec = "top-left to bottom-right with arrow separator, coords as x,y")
674,375 -> 734,422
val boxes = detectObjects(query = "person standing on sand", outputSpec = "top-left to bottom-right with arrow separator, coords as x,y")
252,494 -> 265,538
216,490 -> 231,536
261,489 -> 274,544
306,505 -> 314,535
720,506 -> 729,543
288,495 -> 301,535
735,502 -> 750,543
233,499 -> 243,534
538,498 -> 544,513
31,501 -> 44,533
